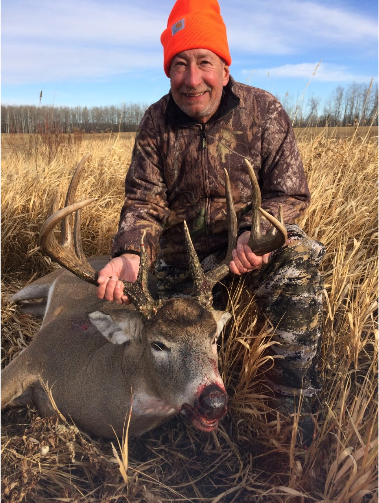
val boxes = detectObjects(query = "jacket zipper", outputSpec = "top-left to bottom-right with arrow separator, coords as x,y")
201,123 -> 207,149
200,123 -> 211,250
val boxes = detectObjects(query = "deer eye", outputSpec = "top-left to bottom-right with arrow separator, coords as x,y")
151,342 -> 170,352
211,331 -> 221,343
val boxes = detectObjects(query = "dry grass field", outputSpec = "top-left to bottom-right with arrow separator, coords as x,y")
294,126 -> 378,141
1,125 -> 378,502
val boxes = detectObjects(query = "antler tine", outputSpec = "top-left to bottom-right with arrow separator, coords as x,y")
40,199 -> 98,285
222,168 -> 239,264
205,168 -> 238,286
121,231 -> 161,320
244,158 -> 287,255
183,221 -> 213,309
73,207 -> 86,262
61,154 -> 91,250
184,168 -> 238,308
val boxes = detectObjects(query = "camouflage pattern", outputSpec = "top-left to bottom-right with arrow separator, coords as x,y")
111,77 -> 311,268
110,77 -> 324,396
246,225 -> 325,397
153,225 -> 325,397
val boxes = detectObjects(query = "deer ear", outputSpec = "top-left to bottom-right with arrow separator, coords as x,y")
211,310 -> 232,335
88,310 -> 144,345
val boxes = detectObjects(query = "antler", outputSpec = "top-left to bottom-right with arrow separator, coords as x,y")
184,161 -> 287,308
40,155 -> 161,320
40,155 -> 287,317
184,169 -> 237,309
244,159 -> 287,255
39,155 -> 98,285
121,231 -> 162,319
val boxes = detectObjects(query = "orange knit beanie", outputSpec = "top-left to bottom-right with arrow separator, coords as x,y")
160,0 -> 231,77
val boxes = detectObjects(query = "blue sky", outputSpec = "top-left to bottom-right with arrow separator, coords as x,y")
1,0 -> 377,111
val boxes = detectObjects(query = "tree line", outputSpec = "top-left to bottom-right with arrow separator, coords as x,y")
1,82 -> 377,134
279,81 -> 378,128
1,102 -> 149,134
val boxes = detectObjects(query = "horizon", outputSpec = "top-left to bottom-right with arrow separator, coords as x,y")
2,0 -> 378,113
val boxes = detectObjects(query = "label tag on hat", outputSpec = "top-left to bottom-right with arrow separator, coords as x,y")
172,19 -> 185,36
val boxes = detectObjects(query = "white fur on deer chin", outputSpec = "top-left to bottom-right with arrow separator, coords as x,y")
133,392 -> 177,416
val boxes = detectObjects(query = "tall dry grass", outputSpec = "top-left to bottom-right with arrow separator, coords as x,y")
2,133 -> 132,278
1,128 -> 378,502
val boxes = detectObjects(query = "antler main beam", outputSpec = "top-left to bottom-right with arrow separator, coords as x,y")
40,198 -> 99,285
40,156 -> 161,320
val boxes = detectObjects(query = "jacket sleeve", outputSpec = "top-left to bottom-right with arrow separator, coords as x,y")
110,108 -> 170,266
240,94 -> 310,232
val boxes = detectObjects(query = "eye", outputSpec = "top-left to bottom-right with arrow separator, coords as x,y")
211,333 -> 221,345
151,342 -> 170,352
174,61 -> 185,68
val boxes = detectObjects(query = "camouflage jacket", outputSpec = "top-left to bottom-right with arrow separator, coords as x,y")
111,77 -> 310,268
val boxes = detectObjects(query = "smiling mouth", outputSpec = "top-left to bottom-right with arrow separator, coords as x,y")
184,91 -> 206,97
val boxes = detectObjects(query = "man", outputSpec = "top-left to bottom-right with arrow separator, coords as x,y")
97,0 -> 325,445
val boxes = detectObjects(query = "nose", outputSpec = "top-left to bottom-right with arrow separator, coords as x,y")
198,385 -> 228,420
184,63 -> 203,89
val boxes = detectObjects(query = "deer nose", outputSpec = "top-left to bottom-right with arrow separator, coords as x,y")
198,385 -> 227,420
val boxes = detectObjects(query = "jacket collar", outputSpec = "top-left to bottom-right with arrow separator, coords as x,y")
165,76 -> 240,127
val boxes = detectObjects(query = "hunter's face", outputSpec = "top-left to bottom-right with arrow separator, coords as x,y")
169,49 -> 230,123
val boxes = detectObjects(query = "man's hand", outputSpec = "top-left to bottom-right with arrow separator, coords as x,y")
229,231 -> 270,275
97,254 -> 141,304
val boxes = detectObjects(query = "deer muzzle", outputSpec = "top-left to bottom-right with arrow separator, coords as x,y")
181,384 -> 228,432
198,384 -> 228,419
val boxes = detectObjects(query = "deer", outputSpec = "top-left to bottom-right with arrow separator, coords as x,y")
1,156 -> 287,439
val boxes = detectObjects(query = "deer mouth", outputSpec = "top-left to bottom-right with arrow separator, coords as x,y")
181,384 -> 227,432
181,403 -> 220,432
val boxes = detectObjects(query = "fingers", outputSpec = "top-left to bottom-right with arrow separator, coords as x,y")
96,275 -> 110,299
103,276 -> 118,301
233,243 -> 262,269
229,260 -> 244,275
97,258 -> 124,303
230,249 -> 250,275
230,244 -> 270,275
113,278 -> 130,305
97,255 -> 140,304
97,265 -> 113,300
97,275 -> 129,303
97,262 -> 116,284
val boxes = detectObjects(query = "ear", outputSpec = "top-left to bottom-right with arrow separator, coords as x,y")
211,309 -> 232,335
88,310 -> 144,345
222,64 -> 230,86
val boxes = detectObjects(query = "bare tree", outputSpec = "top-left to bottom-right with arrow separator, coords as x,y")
306,95 -> 321,127
2,84 -> 377,134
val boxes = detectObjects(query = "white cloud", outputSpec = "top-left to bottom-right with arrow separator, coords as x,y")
3,42 -> 162,84
222,0 -> 377,54
2,0 -> 166,84
2,0 -> 166,46
242,62 -> 375,83
1,0 -> 377,85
